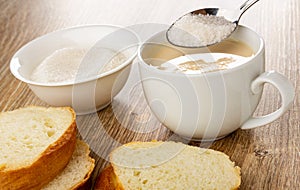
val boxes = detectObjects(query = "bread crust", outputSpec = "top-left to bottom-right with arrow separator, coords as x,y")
0,107 -> 77,190
94,165 -> 124,190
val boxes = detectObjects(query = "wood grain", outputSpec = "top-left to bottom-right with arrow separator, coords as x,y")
0,0 -> 299,189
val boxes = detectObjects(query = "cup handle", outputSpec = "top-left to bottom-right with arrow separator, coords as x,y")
241,71 -> 295,130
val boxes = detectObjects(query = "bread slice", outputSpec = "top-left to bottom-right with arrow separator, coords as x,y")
42,140 -> 95,190
95,141 -> 241,190
0,106 -> 77,190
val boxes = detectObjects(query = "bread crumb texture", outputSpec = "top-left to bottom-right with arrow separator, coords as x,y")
111,141 -> 241,190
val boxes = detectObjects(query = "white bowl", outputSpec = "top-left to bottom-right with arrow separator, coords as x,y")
10,25 -> 140,115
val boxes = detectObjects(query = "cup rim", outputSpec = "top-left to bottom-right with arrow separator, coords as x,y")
137,25 -> 264,77
10,24 -> 140,87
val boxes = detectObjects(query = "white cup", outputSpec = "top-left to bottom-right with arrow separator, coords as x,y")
138,26 -> 295,141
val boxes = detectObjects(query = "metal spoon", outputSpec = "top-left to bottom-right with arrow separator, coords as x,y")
166,0 -> 260,48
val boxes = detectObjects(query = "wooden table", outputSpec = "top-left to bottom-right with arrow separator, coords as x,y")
0,0 -> 299,189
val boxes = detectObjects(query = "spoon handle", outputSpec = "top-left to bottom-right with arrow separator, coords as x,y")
239,0 -> 260,17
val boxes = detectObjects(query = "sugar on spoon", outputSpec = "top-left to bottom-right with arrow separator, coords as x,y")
166,0 -> 260,48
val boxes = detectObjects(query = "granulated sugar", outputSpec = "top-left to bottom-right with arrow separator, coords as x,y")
30,47 -> 127,83
167,13 -> 236,47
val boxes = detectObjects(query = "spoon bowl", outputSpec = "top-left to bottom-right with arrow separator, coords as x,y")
166,0 -> 260,48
